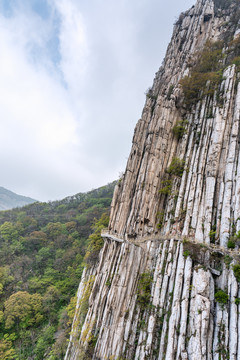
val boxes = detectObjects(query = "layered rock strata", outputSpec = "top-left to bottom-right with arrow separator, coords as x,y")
65,0 -> 240,359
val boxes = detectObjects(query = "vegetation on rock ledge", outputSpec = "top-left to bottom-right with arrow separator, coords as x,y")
180,35 -> 240,108
215,289 -> 229,306
166,157 -> 185,177
136,272 -> 153,309
233,264 -> 240,282
179,41 -> 224,107
172,119 -> 188,140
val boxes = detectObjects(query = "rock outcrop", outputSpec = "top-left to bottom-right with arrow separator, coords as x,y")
65,0 -> 240,359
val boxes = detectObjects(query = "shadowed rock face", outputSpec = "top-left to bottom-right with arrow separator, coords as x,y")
65,0 -> 240,359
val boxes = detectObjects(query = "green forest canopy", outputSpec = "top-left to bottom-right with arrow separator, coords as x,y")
0,182 -> 115,360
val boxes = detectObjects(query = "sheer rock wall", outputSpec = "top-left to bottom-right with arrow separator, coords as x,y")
65,0 -> 240,359
65,237 -> 240,360
109,0 -> 240,246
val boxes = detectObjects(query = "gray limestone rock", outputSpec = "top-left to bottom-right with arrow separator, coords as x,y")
65,0 -> 240,358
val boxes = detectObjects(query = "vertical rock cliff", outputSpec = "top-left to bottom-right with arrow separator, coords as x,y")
65,0 -> 240,359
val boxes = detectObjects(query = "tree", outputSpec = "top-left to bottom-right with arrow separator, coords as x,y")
43,286 -> 61,322
24,231 -> 47,252
84,213 -> 109,266
0,266 -> 13,292
0,222 -> 19,242
4,291 -> 43,329
0,338 -> 16,360
34,325 -> 55,360
44,222 -> 66,240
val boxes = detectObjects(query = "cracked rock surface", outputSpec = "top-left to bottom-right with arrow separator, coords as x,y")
65,239 -> 240,359
65,0 -> 240,359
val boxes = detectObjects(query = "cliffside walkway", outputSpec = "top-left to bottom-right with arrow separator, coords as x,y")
101,230 -> 124,243
101,228 -> 240,259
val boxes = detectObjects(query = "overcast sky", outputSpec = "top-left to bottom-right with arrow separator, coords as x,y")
0,0 -> 195,201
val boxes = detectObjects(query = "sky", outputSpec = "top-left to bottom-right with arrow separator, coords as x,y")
0,0 -> 195,202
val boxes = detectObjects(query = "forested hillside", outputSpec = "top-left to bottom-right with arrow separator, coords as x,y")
0,182 -> 115,359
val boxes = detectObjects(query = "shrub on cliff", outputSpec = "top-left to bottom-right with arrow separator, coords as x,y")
227,230 -> 240,249
194,40 -> 224,73
232,56 -> 240,71
166,157 -> 185,177
159,180 -> 172,195
227,238 -> 236,248
233,264 -> 240,282
179,71 -> 222,106
137,272 -> 153,309
215,289 -> 229,306
179,40 -> 224,106
145,87 -> 157,100
172,119 -> 188,139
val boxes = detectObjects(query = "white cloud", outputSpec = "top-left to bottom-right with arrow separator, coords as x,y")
0,6 -> 88,200
0,0 -> 195,201
53,0 -> 88,94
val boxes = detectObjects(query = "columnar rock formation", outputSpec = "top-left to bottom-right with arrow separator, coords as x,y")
109,0 -> 240,246
65,0 -> 240,359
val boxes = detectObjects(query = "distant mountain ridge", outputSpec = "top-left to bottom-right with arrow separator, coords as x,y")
0,186 -> 36,210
